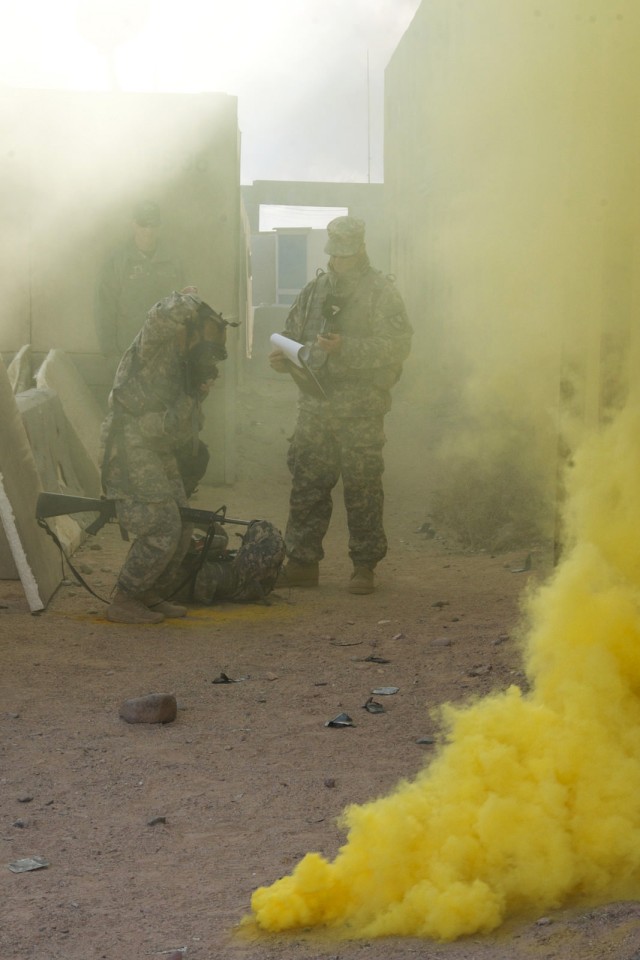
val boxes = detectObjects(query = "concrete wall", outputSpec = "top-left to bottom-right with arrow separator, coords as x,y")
0,89 -> 247,483
384,0 -> 640,544
242,180 -> 388,289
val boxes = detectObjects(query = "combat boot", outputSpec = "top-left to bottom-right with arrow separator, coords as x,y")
147,600 -> 188,618
348,565 -> 375,595
107,590 -> 165,624
143,594 -> 188,618
276,560 -> 319,588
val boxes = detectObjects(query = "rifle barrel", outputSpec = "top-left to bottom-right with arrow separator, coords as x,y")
36,492 -> 253,530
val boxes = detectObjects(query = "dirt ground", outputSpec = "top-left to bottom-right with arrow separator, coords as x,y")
2,372 -> 640,960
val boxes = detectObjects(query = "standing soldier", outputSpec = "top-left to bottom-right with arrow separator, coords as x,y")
268,216 -> 412,595
95,201 -> 186,365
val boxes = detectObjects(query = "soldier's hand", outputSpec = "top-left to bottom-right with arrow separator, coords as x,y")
268,348 -> 289,373
316,332 -> 343,354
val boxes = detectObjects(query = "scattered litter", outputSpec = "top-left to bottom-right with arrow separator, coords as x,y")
353,655 -> 390,664
9,856 -> 49,873
510,554 -> 532,573
432,600 -> 449,609
377,619 -> 391,625
325,712 -> 354,728
17,796 -> 33,804
416,736 -> 436,745
212,672 -> 247,684
329,639 -> 363,647
147,816 -> 167,827
391,632 -> 405,641
371,686 -> 399,696
363,697 -> 385,714
468,665 -> 492,677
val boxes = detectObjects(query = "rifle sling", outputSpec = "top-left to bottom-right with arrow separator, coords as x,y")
36,517 -> 113,605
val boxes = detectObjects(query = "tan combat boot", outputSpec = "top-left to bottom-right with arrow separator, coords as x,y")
144,594 -> 188,618
107,590 -> 165,624
151,600 -> 187,618
348,565 -> 375,595
276,560 -> 319,588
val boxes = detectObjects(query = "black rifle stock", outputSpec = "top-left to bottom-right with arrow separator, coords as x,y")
36,492 -> 251,537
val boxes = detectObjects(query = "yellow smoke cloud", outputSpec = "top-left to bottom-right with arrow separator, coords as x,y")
248,404 -> 640,940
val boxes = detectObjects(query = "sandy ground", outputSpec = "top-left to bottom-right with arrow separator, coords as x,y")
1,373 -> 640,960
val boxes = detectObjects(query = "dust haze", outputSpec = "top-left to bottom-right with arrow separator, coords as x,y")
4,0 -> 640,946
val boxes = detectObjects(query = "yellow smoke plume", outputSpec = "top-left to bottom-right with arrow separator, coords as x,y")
248,404 -> 640,940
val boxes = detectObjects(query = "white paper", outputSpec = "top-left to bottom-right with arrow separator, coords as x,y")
270,333 -> 304,368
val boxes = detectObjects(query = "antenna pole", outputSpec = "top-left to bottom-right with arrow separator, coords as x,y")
367,50 -> 372,183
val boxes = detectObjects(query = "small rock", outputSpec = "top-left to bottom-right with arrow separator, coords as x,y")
468,665 -> 492,677
17,796 -> 33,804
324,778 -> 336,788
13,819 -> 26,828
431,637 -> 452,647
119,693 -> 177,724
147,816 -> 167,826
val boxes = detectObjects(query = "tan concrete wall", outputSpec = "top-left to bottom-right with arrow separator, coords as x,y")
384,1 -> 640,543
0,89 -> 245,483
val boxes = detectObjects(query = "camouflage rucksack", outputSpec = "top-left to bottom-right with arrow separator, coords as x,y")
176,519 -> 285,604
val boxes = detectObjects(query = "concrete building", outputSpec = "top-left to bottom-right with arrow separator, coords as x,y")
0,88 -> 249,484
384,0 -> 640,547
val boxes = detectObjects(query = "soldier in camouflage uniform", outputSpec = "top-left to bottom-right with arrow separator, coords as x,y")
95,201 -> 186,364
269,216 -> 412,595
100,289 -> 227,623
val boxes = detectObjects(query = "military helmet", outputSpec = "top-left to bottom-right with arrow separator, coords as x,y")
324,216 -> 366,257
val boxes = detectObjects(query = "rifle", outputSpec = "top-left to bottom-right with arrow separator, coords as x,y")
35,492 -> 251,537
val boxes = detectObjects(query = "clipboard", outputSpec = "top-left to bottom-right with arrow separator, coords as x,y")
270,333 -> 328,400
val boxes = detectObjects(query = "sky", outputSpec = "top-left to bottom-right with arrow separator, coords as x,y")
1,0 -> 421,184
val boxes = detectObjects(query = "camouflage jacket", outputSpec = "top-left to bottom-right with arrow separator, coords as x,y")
284,258 -> 412,418
95,238 -> 185,356
100,292 -> 203,498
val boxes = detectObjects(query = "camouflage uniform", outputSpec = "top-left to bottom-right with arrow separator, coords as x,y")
95,237 -> 185,356
282,220 -> 412,568
100,291 -> 204,600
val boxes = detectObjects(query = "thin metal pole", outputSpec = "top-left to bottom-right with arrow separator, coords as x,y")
367,50 -> 372,183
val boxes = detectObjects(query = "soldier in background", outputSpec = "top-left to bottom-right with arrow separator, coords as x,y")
95,201 -> 186,363
100,289 -> 228,624
268,216 -> 413,595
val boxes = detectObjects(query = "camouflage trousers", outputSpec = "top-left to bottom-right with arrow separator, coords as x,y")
103,440 -> 194,601
114,498 -> 194,600
285,411 -> 387,567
